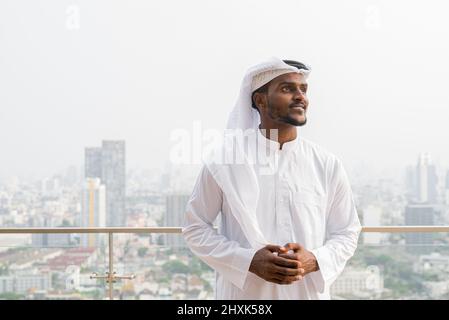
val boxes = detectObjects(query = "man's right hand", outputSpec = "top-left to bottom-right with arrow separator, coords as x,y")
249,244 -> 305,285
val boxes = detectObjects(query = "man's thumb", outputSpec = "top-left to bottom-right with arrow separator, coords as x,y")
279,247 -> 288,253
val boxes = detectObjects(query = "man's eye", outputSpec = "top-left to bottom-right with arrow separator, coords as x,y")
282,87 -> 291,92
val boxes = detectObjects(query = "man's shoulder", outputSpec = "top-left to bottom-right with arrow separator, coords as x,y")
299,138 -> 345,182
299,137 -> 339,164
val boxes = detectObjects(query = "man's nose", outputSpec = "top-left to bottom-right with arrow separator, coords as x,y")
293,90 -> 306,101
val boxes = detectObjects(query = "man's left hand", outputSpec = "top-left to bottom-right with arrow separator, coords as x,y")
278,243 -> 319,276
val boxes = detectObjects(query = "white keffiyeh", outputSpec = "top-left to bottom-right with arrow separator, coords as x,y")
226,57 -> 310,131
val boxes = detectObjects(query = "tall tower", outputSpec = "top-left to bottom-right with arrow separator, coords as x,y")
85,147 -> 102,179
84,140 -> 126,227
416,153 -> 438,204
81,178 -> 106,246
101,141 -> 126,227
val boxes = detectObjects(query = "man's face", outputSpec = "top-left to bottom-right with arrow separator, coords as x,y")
258,72 -> 309,127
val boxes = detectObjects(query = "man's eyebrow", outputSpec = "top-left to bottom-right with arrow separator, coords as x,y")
277,81 -> 308,86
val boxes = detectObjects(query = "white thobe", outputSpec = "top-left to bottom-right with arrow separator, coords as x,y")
182,129 -> 361,299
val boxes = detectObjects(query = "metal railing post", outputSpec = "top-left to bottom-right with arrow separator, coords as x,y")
90,232 -> 135,299
108,232 -> 113,300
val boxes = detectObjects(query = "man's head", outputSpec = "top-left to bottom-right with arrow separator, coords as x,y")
251,60 -> 309,127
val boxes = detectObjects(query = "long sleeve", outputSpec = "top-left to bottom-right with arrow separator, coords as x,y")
309,158 -> 362,293
182,165 -> 257,290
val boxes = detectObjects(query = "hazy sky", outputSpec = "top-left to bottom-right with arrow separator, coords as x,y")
1,0 -> 449,182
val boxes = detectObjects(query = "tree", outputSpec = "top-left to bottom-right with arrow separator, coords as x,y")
0,292 -> 25,300
138,247 -> 148,258
162,260 -> 189,274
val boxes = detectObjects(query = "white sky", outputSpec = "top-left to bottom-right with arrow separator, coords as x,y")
1,0 -> 449,182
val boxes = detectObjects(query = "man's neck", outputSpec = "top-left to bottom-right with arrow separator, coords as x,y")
258,123 -> 297,150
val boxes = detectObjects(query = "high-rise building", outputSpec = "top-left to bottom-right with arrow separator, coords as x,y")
405,204 -> 435,253
165,194 -> 190,249
85,148 -> 102,179
80,178 -> 106,247
84,141 -> 126,227
405,153 -> 439,204
415,153 -> 438,203
101,141 -> 126,227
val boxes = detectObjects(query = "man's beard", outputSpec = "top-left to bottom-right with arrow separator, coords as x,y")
268,103 -> 307,127
278,115 -> 307,126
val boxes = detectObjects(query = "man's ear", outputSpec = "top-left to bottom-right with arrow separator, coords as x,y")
253,92 -> 266,110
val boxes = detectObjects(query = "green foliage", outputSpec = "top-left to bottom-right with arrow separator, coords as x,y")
0,292 -> 25,300
158,275 -> 170,284
421,272 -> 440,281
202,278 -> 212,292
162,260 -> 189,274
188,257 -> 212,276
138,247 -> 148,258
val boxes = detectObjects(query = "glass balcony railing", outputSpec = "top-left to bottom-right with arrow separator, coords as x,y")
1,226 -> 449,300
337,226 -> 449,300
0,234 -> 109,300
116,233 -> 214,300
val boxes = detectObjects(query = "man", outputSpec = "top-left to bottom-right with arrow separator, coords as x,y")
182,57 -> 361,299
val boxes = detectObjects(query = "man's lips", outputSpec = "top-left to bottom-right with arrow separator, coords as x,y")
290,104 -> 307,112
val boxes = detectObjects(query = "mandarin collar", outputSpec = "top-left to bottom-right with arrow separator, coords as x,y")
256,128 -> 299,152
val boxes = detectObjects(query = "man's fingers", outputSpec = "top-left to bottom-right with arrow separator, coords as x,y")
278,253 -> 300,261
274,265 -> 306,276
283,242 -> 302,251
272,255 -> 302,268
278,247 -> 289,254
273,265 -> 301,276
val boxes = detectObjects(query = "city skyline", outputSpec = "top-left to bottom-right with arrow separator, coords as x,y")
1,148 -> 448,191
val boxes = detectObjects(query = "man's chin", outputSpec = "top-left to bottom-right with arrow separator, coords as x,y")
296,118 -> 307,127
281,116 -> 307,127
